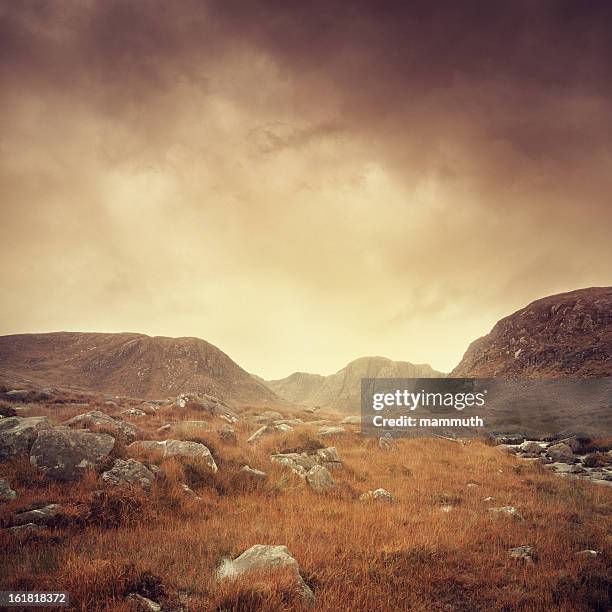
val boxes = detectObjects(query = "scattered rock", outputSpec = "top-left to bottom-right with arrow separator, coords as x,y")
306,465 -> 335,493
467,483 -> 479,488
0,416 -> 51,460
241,465 -> 267,479
497,444 -> 519,454
30,428 -> 115,481
0,404 -> 17,417
583,453 -> 612,468
65,411 -> 141,442
13,503 -> 64,527
126,593 -> 161,611
489,506 -> 523,520
216,544 -> 315,607
274,419 -> 304,426
122,408 -> 147,417
519,441 -> 544,454
318,426 -> 346,437
180,483 -> 201,500
546,443 -> 574,463
176,393 -> 239,423
5,390 -> 30,402
7,523 -> 40,533
271,447 -> 342,476
440,505 -> 454,513
0,478 -> 17,502
101,459 -> 155,489
247,424 -> 292,444
494,434 -> 525,445
509,545 -> 536,563
218,427 -> 237,444
483,496 -> 495,502
128,440 -> 217,472
359,488 -> 395,502
252,411 -> 284,423
341,416 -> 361,425
315,447 -> 342,469
379,435 -> 397,451
575,549 -> 600,558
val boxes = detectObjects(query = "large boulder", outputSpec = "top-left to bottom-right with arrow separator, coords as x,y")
101,459 -> 155,489
0,416 -> 51,460
30,428 -> 115,481
0,479 -> 17,502
216,544 -> 315,606
128,440 -> 217,472
306,465 -> 335,493
519,441 -> 544,454
546,442 -> 574,463
65,411 -> 141,442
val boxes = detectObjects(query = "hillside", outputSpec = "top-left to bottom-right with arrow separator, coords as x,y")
0,332 -> 278,406
452,287 -> 612,377
267,356 -> 445,412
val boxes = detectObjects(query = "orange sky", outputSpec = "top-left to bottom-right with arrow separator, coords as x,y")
1,1 -> 611,378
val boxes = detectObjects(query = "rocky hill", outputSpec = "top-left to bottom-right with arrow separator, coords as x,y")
0,332 -> 278,406
266,356 -> 445,412
452,287 -> 612,378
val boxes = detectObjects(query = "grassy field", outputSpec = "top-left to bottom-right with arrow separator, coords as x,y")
1,400 -> 611,611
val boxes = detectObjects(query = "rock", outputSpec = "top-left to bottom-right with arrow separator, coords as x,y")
0,416 -> 51,460
315,447 -> 342,469
489,506 -> 523,520
13,503 -> 64,527
7,523 -> 40,533
379,435 -> 397,451
137,403 -> 158,415
317,426 -> 346,437
546,443 -> 574,463
128,440 -> 217,472
126,593 -> 161,611
0,479 -> 17,502
157,421 -> 210,438
271,447 -> 342,476
218,427 -> 237,444
30,428 -> 115,481
247,424 -> 292,444
483,496 -> 495,502
494,434 -> 525,445
497,444 -> 519,454
121,408 -> 147,417
0,404 -> 17,417
440,505 -> 454,513
5,390 -> 30,401
341,416 -> 361,425
241,465 -> 267,479
101,459 -> 155,489
176,393 -> 239,423
359,488 -> 395,502
306,465 -> 335,492
65,411 -> 141,442
252,411 -> 284,423
583,453 -> 612,468
509,545 -> 536,562
519,441 -> 544,454
467,483 -> 479,488
180,483 -> 201,499
216,544 -> 315,607
575,549 -> 600,558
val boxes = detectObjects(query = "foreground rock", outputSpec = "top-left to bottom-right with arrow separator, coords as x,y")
317,426 -> 346,437
128,440 -> 217,472
216,544 -> 315,606
0,416 -> 51,460
126,594 -> 161,612
489,506 -> 523,520
176,393 -> 239,423
241,465 -> 267,479
247,424 -> 292,444
546,442 -> 574,463
13,504 -> 64,527
509,545 -> 536,562
65,411 -> 141,442
0,479 -> 17,502
359,488 -> 395,502
306,465 -> 335,492
271,447 -> 342,476
30,428 -> 115,481
101,459 -> 155,489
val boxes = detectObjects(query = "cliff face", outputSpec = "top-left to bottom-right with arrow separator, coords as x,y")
452,287 -> 612,378
0,332 -> 278,406
267,356 -> 445,412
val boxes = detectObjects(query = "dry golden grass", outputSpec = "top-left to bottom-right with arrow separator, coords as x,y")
1,408 -> 610,611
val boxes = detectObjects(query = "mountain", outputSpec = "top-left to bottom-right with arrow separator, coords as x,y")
452,287 -> 612,377
266,356 -> 445,412
0,332 -> 278,406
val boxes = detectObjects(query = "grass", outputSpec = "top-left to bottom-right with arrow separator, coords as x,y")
0,402 -> 610,611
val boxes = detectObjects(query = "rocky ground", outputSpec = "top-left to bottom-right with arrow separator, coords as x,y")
0,387 -> 611,611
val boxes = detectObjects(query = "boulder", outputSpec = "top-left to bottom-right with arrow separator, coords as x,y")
306,465 -> 335,493
494,434 -> 525,445
546,443 -> 574,463
65,411 -> 141,442
247,424 -> 292,444
379,435 -> 397,451
0,479 -> 17,502
509,545 -> 536,562
0,416 -> 51,460
128,440 -> 217,472
216,544 -> 315,606
13,503 -> 64,527
176,393 -> 239,423
30,428 -> 115,480
126,594 -> 161,612
317,426 -> 346,437
157,421 -> 210,438
359,488 -> 395,502
519,441 -> 543,454
101,459 -> 155,489
489,506 -> 523,520
121,408 -> 147,417
241,465 -> 267,479
271,447 -> 342,476
315,447 -> 342,469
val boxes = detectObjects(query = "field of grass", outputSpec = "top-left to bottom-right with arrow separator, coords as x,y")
1,399 -> 611,611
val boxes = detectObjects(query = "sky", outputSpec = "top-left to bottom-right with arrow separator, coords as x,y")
1,0 -> 611,379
